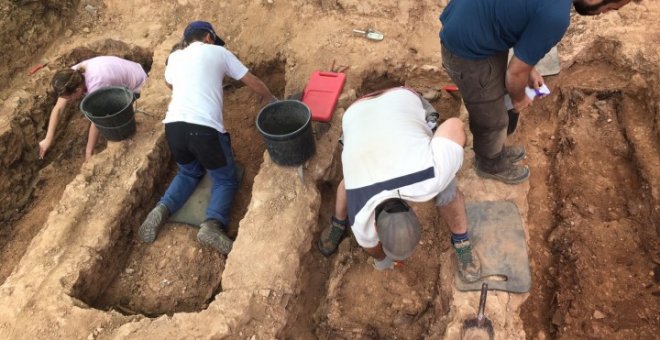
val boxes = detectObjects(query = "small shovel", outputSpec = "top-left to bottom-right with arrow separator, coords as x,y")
352,28 -> 384,41
461,283 -> 494,340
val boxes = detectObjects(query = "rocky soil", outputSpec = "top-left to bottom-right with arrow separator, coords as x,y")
0,0 -> 657,339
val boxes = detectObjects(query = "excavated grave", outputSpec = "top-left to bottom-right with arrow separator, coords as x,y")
75,61 -> 286,317
0,1 -> 657,339
279,72 -> 464,340
0,39 -> 153,286
518,39 -> 659,339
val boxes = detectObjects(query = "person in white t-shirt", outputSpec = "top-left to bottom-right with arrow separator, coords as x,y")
39,56 -> 148,161
139,21 -> 277,255
317,87 -> 481,282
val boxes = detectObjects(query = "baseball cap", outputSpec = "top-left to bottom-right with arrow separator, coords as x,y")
183,21 -> 225,46
375,198 -> 422,261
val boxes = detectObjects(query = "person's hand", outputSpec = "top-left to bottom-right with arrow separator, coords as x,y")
372,256 -> 394,271
512,95 -> 533,114
528,68 -> 544,90
38,138 -> 52,159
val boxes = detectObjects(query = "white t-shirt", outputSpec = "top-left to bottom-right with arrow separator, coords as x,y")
164,42 -> 249,133
73,56 -> 147,94
342,88 -> 464,248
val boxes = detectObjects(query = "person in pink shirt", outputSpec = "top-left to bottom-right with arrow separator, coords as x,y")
39,56 -> 148,161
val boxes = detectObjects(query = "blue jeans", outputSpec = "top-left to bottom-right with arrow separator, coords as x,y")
159,131 -> 239,227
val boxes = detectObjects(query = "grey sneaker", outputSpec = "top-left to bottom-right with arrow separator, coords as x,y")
476,164 -> 530,184
504,145 -> 526,163
454,240 -> 481,283
197,219 -> 233,255
317,217 -> 347,257
139,203 -> 169,243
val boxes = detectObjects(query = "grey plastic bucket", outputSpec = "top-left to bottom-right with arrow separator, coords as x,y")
256,100 -> 315,166
80,86 -> 136,141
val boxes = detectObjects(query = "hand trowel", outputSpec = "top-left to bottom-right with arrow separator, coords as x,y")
352,28 -> 384,41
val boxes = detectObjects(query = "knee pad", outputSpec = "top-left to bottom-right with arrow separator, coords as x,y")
434,178 -> 457,207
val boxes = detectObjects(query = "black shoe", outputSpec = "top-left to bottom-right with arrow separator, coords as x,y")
197,219 -> 233,255
139,203 -> 169,243
317,217 -> 347,257
476,164 -> 530,184
504,145 -> 526,163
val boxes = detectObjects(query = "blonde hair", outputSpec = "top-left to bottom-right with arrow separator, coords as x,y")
51,67 -> 85,97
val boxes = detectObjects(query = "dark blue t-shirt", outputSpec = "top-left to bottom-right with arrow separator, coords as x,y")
440,0 -> 572,66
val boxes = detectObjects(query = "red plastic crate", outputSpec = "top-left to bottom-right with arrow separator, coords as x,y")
301,71 -> 346,122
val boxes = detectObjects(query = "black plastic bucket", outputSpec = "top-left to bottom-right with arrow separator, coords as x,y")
80,86 -> 136,141
256,100 -> 315,166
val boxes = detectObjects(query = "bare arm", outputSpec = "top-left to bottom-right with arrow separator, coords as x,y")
38,97 -> 69,159
239,72 -> 276,103
85,123 -> 100,161
506,56 -> 534,113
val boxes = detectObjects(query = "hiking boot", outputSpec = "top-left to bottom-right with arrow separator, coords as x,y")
197,219 -> 233,255
476,164 -> 530,184
504,145 -> 526,163
139,203 -> 169,243
317,217 -> 348,257
454,240 -> 481,283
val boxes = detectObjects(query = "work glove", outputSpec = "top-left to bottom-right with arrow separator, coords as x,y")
372,256 -> 395,271
504,94 -> 519,135
420,96 -> 440,132
426,111 -> 440,132
507,108 -> 519,135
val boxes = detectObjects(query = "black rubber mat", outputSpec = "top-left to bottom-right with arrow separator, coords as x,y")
455,200 -> 531,293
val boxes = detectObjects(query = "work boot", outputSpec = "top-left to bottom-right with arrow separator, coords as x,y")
476,163 -> 530,185
139,203 -> 169,243
504,145 -> 526,163
317,217 -> 348,257
197,219 -> 233,255
454,240 -> 481,283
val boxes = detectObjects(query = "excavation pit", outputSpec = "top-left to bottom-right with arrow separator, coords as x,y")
0,40 -> 154,285
0,1 -> 657,337
519,41 -> 659,339
282,70 -> 463,339
73,61 -> 286,317
282,45 -> 658,339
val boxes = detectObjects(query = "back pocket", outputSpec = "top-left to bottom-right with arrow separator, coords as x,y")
188,129 -> 227,170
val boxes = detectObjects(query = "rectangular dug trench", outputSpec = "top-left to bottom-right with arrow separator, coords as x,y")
549,88 -> 658,338
281,71 -> 465,339
0,91 -> 68,285
76,61 -> 286,317
0,41 -> 153,286
519,54 -> 659,338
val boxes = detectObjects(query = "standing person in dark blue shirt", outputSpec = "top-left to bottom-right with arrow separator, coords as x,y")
439,0 -> 632,184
